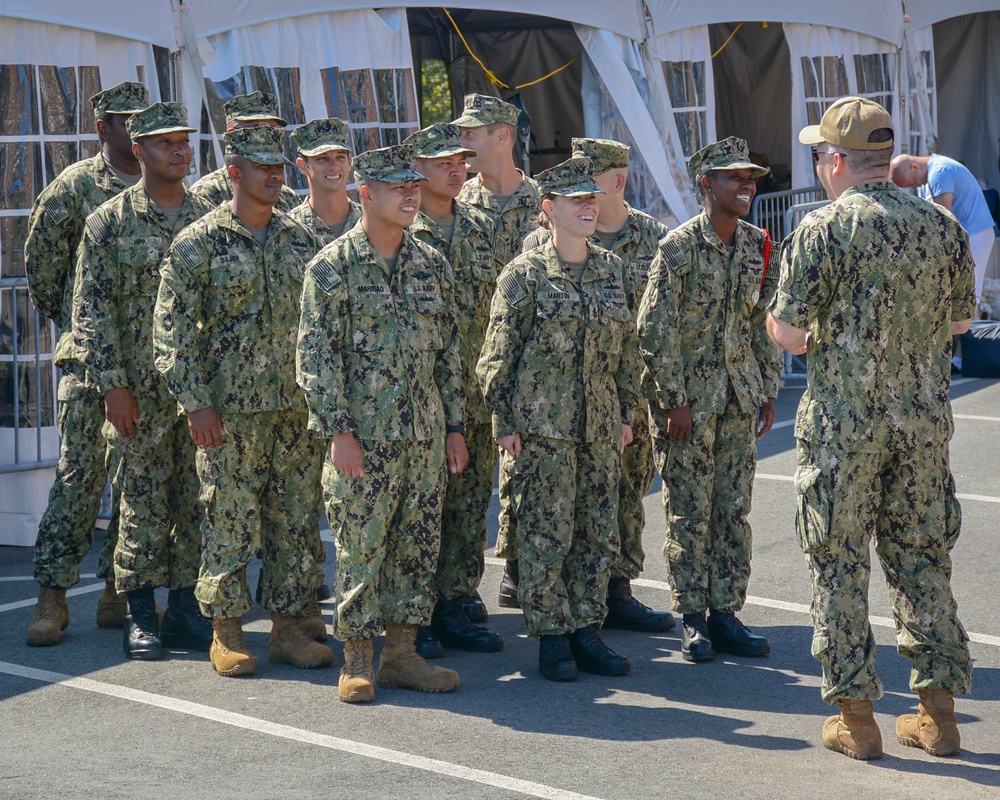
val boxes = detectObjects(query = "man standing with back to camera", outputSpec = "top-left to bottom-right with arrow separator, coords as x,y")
768,96 -> 974,761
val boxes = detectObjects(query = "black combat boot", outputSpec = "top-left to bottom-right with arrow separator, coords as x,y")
603,577 -> 676,632
707,611 -> 770,657
160,586 -> 213,651
569,624 -> 631,676
681,612 -> 715,663
538,633 -> 578,681
431,598 -> 503,652
415,626 -> 444,659
462,591 -> 489,624
124,587 -> 163,661
498,560 -> 520,608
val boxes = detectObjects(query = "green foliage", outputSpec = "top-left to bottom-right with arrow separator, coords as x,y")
421,59 -> 452,126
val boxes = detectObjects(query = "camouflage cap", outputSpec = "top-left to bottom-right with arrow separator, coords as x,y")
536,156 -> 605,197
90,81 -> 149,118
798,96 -> 894,151
689,136 -> 769,177
353,145 -> 427,184
404,123 -> 476,159
291,118 -> 352,157
572,138 -> 630,173
452,93 -> 519,128
224,91 -> 287,127
223,125 -> 292,165
126,102 -> 196,139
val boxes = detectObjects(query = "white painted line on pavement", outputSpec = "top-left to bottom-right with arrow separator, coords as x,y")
954,414 -> 1000,422
0,580 -> 106,614
0,660 -> 605,800
755,473 -> 795,483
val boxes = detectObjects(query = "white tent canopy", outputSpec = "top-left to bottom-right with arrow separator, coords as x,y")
0,0 -> 177,47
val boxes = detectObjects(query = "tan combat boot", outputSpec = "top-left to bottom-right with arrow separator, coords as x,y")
300,596 -> 329,642
339,638 -> 375,703
26,585 -> 69,647
210,617 -> 255,677
268,612 -> 334,669
822,699 -> 883,760
897,688 -> 961,757
376,623 -> 460,693
96,580 -> 128,628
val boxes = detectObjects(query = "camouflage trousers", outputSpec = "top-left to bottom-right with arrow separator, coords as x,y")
33,369 -> 119,588
614,403 -> 654,581
194,411 -> 325,619
497,410 -> 652,582
325,437 -> 445,640
107,397 -> 201,593
508,435 -> 620,637
795,439 -> 972,705
652,391 -> 756,615
437,421 -> 497,600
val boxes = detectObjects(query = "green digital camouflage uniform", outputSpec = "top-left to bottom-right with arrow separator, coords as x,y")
189,166 -> 302,213
153,201 -> 325,619
24,153 -> 132,589
287,199 -> 362,246
478,238 -> 639,637
73,178 -> 213,594
459,171 -> 541,562
522,204 -> 667,580
411,202 -> 497,600
637,212 -> 782,615
297,223 -> 465,640
770,181 -> 975,704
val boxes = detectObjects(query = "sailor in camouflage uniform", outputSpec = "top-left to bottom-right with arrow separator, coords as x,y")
154,126 -> 332,677
189,91 -> 301,213
522,137 -> 674,634
768,97 -> 974,760
72,103 -> 213,661
288,118 -> 361,245
24,81 -> 148,647
403,122 -> 503,657
454,93 -> 542,603
297,145 -> 466,703
637,137 -> 781,664
478,157 -> 638,682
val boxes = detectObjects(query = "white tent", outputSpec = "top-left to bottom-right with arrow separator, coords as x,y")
1,0 -> 998,543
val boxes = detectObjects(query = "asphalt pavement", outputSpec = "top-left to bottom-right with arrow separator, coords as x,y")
1,377 -> 998,800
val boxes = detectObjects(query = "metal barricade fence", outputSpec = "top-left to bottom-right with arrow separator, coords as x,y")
748,186 -> 827,241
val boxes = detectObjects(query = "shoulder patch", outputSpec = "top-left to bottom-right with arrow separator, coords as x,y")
40,193 -> 70,225
659,237 -> 689,272
171,236 -> 204,272
310,257 -> 345,296
85,211 -> 115,244
496,269 -> 529,309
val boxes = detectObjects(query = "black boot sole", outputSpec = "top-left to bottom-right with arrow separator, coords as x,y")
603,609 -> 676,633
436,633 -> 504,653
709,643 -> 771,658
575,658 -> 631,676
540,663 -> 579,681
497,589 -> 520,609
125,646 -> 165,661
681,649 -> 715,663
160,630 -> 212,652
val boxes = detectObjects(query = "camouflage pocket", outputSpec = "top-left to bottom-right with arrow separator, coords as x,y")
794,464 -> 831,553
350,291 -> 395,352
209,254 -> 254,287
595,301 -> 631,354
411,294 -> 445,350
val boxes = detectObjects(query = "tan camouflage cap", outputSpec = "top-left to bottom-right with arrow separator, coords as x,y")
224,91 -> 287,127
536,157 -> 605,197
798,96 -> 894,151
90,81 -> 149,118
404,123 -> 476,159
291,118 -> 352,157
126,102 -> 196,139
689,136 -> 769,177
452,93 -> 519,128
353,145 -> 427,184
572,138 -> 630,173
223,125 -> 292,165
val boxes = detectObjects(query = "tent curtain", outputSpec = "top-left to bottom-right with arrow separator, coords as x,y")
903,24 -> 937,157
576,24 -> 697,226
783,23 -> 899,189
194,8 -> 419,183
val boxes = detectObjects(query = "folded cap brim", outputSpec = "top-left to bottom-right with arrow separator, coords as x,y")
360,168 -> 428,184
550,181 -> 605,197
798,125 -> 824,146
106,107 -> 148,115
232,113 -> 288,126
714,161 -> 770,177
241,152 -> 294,166
297,143 -> 351,157
134,125 -> 197,138
451,114 -> 487,128
418,145 -> 477,159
